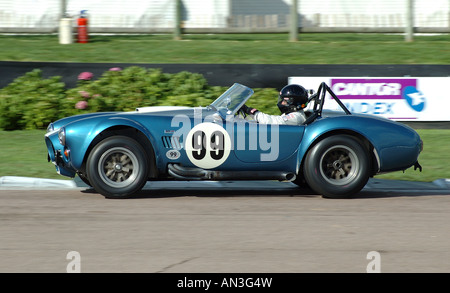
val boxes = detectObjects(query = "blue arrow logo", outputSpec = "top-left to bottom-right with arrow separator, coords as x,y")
403,86 -> 426,112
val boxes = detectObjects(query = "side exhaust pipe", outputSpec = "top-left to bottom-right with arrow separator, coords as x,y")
167,164 -> 296,182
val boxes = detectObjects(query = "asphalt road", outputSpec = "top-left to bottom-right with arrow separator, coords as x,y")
0,179 -> 449,273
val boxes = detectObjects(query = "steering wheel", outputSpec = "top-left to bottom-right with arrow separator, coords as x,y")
235,107 -> 247,119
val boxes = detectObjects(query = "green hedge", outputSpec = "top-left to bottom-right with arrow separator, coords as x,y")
0,66 -> 280,130
0,69 -> 66,130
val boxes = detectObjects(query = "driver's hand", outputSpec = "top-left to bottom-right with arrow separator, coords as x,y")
241,104 -> 259,115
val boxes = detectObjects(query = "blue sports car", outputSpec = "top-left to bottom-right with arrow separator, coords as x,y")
45,82 -> 423,199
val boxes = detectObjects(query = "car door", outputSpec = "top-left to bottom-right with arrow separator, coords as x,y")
232,122 -> 305,163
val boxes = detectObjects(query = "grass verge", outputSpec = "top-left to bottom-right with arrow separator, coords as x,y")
0,33 -> 449,64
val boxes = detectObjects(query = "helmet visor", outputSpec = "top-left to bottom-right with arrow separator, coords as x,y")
278,96 -> 293,106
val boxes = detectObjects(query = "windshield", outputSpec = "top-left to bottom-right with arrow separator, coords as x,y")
210,83 -> 254,119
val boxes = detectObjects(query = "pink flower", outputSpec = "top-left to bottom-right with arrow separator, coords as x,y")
78,90 -> 90,98
78,72 -> 93,80
75,101 -> 88,109
109,67 -> 122,71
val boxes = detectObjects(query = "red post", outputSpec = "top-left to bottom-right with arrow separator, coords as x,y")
77,10 -> 88,43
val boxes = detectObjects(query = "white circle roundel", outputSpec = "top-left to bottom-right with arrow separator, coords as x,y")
185,122 -> 231,169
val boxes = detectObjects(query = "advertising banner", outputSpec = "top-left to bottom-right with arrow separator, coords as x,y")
288,77 -> 450,121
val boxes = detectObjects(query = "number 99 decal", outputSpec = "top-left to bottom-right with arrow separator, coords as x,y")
185,122 -> 231,169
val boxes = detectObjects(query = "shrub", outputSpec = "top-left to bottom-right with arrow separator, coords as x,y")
61,66 -> 222,115
250,88 -> 280,115
0,69 -> 65,130
0,66 -> 280,130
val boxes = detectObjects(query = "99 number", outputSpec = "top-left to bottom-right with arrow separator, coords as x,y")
191,130 -> 225,160
185,123 -> 231,169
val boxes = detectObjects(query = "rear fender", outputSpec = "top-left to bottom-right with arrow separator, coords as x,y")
295,119 -> 376,175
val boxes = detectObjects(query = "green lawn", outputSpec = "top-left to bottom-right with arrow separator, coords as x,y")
0,129 -> 448,182
0,33 -> 449,64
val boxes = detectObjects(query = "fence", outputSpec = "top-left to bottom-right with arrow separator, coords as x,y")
0,0 -> 449,34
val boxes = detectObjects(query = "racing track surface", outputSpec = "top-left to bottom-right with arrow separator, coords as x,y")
0,178 -> 449,273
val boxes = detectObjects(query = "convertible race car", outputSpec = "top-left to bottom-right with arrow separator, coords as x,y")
45,82 -> 423,199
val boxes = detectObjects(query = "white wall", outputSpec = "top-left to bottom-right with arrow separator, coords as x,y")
0,0 -> 448,30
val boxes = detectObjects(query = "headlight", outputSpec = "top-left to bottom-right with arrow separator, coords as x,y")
58,127 -> 66,146
47,123 -> 54,132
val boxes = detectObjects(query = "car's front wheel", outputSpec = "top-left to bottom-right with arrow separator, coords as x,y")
303,135 -> 370,198
87,136 -> 149,198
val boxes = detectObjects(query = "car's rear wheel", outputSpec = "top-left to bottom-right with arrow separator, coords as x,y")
87,136 -> 148,198
303,135 -> 370,198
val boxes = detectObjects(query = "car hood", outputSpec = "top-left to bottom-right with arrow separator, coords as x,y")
47,106 -> 214,131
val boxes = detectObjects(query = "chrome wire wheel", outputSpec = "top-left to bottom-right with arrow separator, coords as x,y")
98,147 -> 140,188
319,145 -> 359,186
87,135 -> 149,198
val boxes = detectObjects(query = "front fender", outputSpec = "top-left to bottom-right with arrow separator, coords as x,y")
65,116 -> 157,170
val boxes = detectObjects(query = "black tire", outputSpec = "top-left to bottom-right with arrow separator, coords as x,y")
86,136 -> 149,198
292,175 -> 311,189
303,135 -> 370,198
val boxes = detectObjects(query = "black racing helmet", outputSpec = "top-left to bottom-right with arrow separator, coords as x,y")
277,84 -> 308,114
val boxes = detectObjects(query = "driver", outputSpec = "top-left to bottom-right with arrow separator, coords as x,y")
240,84 -> 308,125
